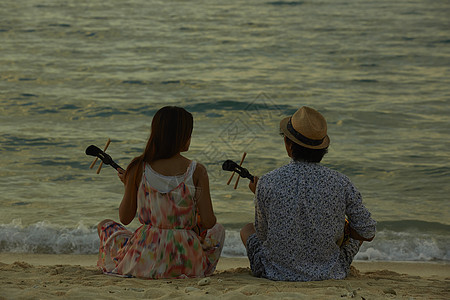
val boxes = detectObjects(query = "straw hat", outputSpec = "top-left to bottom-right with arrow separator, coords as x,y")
280,106 -> 330,149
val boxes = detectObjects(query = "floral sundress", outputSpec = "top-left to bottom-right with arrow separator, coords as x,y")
97,161 -> 225,279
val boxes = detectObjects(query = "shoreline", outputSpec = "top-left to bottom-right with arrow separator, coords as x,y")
0,253 -> 449,276
1,253 -> 449,299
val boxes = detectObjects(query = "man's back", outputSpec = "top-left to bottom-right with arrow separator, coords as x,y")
253,160 -> 375,281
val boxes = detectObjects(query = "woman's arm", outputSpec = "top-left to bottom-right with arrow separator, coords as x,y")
194,163 -> 216,229
119,164 -> 140,225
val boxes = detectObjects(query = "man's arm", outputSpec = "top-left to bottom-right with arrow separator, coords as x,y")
345,180 -> 376,241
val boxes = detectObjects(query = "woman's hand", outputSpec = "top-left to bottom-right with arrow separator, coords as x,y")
249,176 -> 259,194
117,168 -> 126,184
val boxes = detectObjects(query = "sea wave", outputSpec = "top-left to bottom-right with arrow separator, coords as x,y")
357,230 -> 450,261
1,219 -> 448,261
0,220 -> 98,255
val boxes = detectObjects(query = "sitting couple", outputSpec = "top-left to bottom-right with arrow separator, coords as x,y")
96,105 -> 376,281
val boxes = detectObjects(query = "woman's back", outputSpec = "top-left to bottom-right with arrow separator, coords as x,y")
98,158 -> 225,279
149,155 -> 192,177
137,159 -> 197,228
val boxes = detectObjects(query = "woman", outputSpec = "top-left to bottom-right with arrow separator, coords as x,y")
97,106 -> 225,279
240,106 -> 376,281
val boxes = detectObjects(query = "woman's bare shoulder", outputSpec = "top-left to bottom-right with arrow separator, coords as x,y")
193,162 -> 208,182
194,162 -> 208,173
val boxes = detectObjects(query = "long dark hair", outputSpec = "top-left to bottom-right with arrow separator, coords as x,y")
125,106 -> 194,184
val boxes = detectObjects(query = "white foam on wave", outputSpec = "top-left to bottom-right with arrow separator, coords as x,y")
1,220 -> 448,261
222,230 -> 246,257
356,230 -> 450,261
0,219 -> 99,254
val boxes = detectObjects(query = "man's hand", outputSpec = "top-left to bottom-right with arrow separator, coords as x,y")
349,226 -> 375,242
249,176 -> 259,194
117,168 -> 126,184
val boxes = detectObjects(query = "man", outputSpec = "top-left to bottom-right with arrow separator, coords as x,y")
240,106 -> 376,281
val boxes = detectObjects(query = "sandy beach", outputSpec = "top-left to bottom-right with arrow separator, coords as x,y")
0,254 -> 448,299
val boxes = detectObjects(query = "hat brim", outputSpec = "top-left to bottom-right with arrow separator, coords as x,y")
280,117 -> 330,150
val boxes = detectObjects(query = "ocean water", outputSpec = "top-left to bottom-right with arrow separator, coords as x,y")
1,0 -> 449,261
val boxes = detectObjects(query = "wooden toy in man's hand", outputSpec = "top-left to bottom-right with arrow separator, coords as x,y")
223,152 -> 254,189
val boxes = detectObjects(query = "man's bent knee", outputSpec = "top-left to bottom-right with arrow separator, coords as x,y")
240,223 -> 256,247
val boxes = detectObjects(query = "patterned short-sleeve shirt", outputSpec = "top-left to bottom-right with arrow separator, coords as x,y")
251,160 -> 376,281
